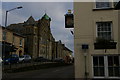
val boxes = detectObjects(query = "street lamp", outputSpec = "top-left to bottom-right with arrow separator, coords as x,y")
3,6 -> 22,68
82,44 -> 89,80
5,6 -> 23,27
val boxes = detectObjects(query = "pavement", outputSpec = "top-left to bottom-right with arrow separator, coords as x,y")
2,65 -> 75,80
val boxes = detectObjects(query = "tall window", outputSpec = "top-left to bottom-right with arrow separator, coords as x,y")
34,28 -> 37,34
108,56 -> 120,77
93,56 -> 105,76
34,36 -> 37,44
12,36 -> 14,44
96,0 -> 111,8
93,56 -> 120,77
20,39 -> 22,46
96,22 -> 112,40
3,31 -> 6,40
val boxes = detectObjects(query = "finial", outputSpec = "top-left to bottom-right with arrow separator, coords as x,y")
45,9 -> 47,14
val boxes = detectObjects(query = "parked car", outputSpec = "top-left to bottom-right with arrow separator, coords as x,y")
53,58 -> 65,63
3,54 -> 19,64
34,57 -> 49,62
19,55 -> 31,63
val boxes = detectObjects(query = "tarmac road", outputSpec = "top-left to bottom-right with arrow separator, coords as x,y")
2,65 -> 75,80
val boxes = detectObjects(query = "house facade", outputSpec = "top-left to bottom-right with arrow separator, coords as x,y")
63,46 -> 73,63
0,27 -> 25,57
37,14 -> 53,59
7,16 -> 38,58
74,2 -> 120,79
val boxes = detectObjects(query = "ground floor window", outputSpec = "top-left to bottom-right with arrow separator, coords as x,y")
93,56 -> 105,76
108,56 -> 120,77
93,55 -> 120,78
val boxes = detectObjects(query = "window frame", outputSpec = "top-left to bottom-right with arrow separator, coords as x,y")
108,56 -> 120,77
12,36 -> 15,45
3,31 -> 6,41
92,55 -> 120,78
95,0 -> 112,9
19,38 -> 22,47
93,56 -> 105,77
96,21 -> 113,40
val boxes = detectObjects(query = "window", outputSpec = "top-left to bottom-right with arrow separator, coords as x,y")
96,22 -> 112,40
34,28 -> 37,34
34,36 -> 37,44
3,31 -> 6,40
20,39 -> 22,46
96,0 -> 111,8
12,36 -> 14,44
93,56 -> 120,77
93,56 -> 105,76
108,56 -> 120,77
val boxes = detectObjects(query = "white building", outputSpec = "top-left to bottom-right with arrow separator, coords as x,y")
74,1 -> 120,79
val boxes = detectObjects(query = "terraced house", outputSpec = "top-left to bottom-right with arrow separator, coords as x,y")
74,1 -> 120,79
0,27 -> 25,57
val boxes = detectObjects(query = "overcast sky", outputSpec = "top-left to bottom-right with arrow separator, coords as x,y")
2,2 -> 74,53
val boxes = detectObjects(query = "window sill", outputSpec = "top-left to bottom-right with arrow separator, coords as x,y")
93,8 -> 114,11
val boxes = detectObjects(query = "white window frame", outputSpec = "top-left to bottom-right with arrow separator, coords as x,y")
92,56 -> 105,78
108,56 -> 120,77
95,0 -> 112,9
92,55 -> 120,79
96,21 -> 112,40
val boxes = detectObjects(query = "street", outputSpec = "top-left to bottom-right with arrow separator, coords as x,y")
2,65 -> 74,80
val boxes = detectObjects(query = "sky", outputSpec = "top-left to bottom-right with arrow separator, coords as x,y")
1,2 -> 74,53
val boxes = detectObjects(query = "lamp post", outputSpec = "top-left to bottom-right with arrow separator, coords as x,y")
5,6 -> 23,27
3,6 -> 22,68
82,44 -> 89,80
84,52 -> 87,80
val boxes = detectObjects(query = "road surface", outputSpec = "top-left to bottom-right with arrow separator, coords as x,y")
2,65 -> 74,80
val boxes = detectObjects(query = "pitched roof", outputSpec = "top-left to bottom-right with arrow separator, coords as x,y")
26,16 -> 36,24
